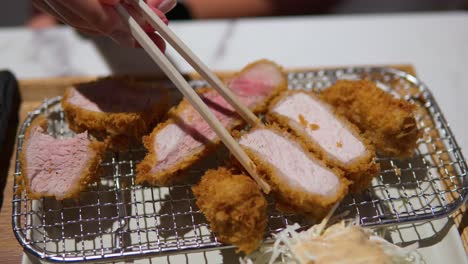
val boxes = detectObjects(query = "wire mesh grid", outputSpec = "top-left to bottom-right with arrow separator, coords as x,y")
12,67 -> 468,262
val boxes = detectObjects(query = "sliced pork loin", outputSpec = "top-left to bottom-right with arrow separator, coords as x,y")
136,60 -> 287,186
321,80 -> 421,158
20,117 -> 105,200
268,91 -> 380,192
238,126 -> 350,218
62,77 -> 169,149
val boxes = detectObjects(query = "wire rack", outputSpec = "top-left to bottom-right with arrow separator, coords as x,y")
12,67 -> 468,262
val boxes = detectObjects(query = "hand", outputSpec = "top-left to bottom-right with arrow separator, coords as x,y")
31,0 -> 177,49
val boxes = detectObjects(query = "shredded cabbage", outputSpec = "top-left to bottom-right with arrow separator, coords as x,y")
241,221 -> 425,264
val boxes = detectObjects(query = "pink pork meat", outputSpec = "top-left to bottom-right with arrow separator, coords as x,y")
136,60 -> 287,185
238,126 -> 349,218
20,117 -> 105,200
268,91 -> 380,192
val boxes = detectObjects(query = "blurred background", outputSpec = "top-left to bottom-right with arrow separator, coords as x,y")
0,0 -> 467,27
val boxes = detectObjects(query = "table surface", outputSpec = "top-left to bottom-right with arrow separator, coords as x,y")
0,11 -> 467,263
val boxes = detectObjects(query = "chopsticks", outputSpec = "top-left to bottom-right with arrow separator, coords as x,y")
132,0 -> 260,127
116,3 -> 270,193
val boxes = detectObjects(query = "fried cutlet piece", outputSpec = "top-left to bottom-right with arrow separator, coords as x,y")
267,91 -> 380,192
136,60 -> 287,186
192,167 -> 268,254
62,77 -> 169,150
20,116 -> 105,200
321,80 -> 421,158
238,125 -> 350,219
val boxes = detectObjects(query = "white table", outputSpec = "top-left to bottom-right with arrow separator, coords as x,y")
1,11 -> 466,264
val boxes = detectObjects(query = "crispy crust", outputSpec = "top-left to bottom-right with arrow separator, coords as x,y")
321,80 -> 422,158
136,60 -> 287,186
267,90 -> 380,193
62,78 -> 169,150
192,167 -> 267,254
237,125 -> 350,219
19,115 -> 105,200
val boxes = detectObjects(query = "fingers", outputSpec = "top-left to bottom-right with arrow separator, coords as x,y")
123,3 -> 167,50
147,0 -> 177,14
33,0 -> 172,50
146,4 -> 170,25
39,0 -> 134,46
99,0 -> 120,5
75,27 -> 102,35
58,0 -> 120,34
32,0 -> 82,26
134,32 -> 166,51
107,28 -> 137,47
150,33 -> 166,52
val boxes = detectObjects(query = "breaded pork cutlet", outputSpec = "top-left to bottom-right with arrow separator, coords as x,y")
267,90 -> 380,192
62,77 -> 169,150
20,116 -> 105,200
238,125 -> 350,219
192,167 -> 268,254
136,60 -> 287,186
321,80 -> 421,158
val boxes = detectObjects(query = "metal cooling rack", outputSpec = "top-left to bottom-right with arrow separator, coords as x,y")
12,67 -> 468,262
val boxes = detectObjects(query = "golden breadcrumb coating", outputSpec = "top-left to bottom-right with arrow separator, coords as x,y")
321,80 -> 421,158
237,125 -> 350,219
19,116 -> 105,200
267,90 -> 380,193
62,77 -> 169,150
192,167 -> 268,254
137,60 -> 287,186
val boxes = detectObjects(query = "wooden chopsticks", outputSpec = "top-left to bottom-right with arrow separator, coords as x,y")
116,3 -> 270,193
132,0 -> 260,127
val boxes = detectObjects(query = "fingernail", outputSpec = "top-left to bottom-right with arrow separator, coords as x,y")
157,0 -> 177,14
